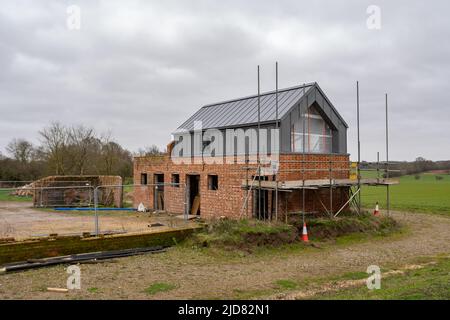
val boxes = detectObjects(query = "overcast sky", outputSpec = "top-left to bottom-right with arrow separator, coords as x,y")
0,0 -> 449,161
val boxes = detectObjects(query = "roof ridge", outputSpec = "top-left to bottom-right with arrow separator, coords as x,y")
201,82 -> 315,109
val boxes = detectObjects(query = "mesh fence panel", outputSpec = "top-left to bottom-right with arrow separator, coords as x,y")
0,182 -> 188,240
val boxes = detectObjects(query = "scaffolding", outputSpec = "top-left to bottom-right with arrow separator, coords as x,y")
240,68 -> 398,221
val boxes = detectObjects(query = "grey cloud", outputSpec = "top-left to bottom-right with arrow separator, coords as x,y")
0,0 -> 449,161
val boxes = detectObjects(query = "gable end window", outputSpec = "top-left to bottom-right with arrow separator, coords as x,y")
291,106 -> 332,153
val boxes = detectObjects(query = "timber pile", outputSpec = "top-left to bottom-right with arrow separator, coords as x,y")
11,182 -> 34,197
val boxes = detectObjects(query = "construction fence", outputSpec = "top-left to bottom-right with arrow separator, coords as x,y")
0,182 -> 190,241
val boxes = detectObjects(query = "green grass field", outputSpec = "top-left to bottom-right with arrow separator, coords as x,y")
361,173 -> 450,215
0,189 -> 32,202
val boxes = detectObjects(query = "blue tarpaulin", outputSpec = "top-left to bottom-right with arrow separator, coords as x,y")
54,207 -> 135,211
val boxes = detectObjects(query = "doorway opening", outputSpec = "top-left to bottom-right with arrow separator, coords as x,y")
154,173 -> 164,211
187,174 -> 200,215
253,176 -> 269,220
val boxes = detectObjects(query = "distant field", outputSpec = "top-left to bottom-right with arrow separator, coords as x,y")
361,172 -> 450,215
1,173 -> 450,215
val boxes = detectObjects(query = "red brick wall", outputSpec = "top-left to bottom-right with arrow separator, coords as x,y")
133,155 -> 251,219
133,153 -> 350,219
278,153 -> 349,180
276,188 -> 350,216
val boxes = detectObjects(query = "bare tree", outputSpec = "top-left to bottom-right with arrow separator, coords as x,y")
100,133 -> 132,177
100,133 -> 118,175
6,138 -> 34,163
136,144 -> 163,156
68,125 -> 95,175
39,122 -> 70,175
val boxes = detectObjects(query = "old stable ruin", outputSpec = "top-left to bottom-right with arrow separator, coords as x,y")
33,175 -> 123,208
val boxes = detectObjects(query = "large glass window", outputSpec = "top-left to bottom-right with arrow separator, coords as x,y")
291,106 -> 332,153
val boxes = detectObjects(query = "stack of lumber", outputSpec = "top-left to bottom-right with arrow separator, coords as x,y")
11,182 -> 34,197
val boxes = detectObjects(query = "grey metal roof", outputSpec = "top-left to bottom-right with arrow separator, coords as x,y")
174,83 -> 315,133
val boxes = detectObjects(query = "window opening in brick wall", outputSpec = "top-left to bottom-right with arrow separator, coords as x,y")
208,175 -> 219,190
140,173 -> 148,185
171,173 -> 180,187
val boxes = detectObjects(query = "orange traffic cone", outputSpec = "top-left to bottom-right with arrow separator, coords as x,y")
301,222 -> 309,242
373,202 -> 379,216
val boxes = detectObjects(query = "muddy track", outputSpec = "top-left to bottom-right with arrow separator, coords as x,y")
0,211 -> 449,299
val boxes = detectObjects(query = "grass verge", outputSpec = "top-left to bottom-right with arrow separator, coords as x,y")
144,282 -> 176,295
0,190 -> 32,202
292,212 -> 400,241
186,213 -> 400,253
275,279 -> 298,290
316,257 -> 450,300
188,219 -> 297,251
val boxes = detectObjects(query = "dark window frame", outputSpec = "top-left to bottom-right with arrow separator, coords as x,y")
140,173 -> 148,185
207,174 -> 219,190
171,173 -> 180,187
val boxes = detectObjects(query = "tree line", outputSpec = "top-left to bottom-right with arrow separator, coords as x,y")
361,157 -> 450,177
0,122 -> 163,182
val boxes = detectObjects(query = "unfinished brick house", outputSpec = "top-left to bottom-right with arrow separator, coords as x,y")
134,83 -> 353,219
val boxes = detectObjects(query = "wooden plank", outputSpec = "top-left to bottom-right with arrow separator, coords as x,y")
157,192 -> 164,210
190,195 -> 200,215
47,287 -> 68,293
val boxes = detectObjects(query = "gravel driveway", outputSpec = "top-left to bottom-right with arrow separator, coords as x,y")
0,210 -> 449,299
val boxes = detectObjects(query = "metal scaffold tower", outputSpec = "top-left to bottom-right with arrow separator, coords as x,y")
239,66 -> 396,221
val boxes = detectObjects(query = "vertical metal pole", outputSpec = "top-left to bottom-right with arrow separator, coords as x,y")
88,186 -> 92,207
246,160 -> 249,218
184,182 -> 188,221
285,193 -> 288,224
40,185 -> 43,207
330,151 -> 333,216
257,65 -> 261,220
385,93 -> 390,216
275,61 -> 279,222
377,151 -> 380,182
94,187 -> 99,235
302,84 -> 306,224
356,81 -> 361,215
329,105 -> 334,216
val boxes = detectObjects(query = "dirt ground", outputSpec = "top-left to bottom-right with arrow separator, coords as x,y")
0,210 -> 449,299
0,201 -> 196,240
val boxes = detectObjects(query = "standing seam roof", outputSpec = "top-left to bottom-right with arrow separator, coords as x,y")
174,83 -> 315,133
